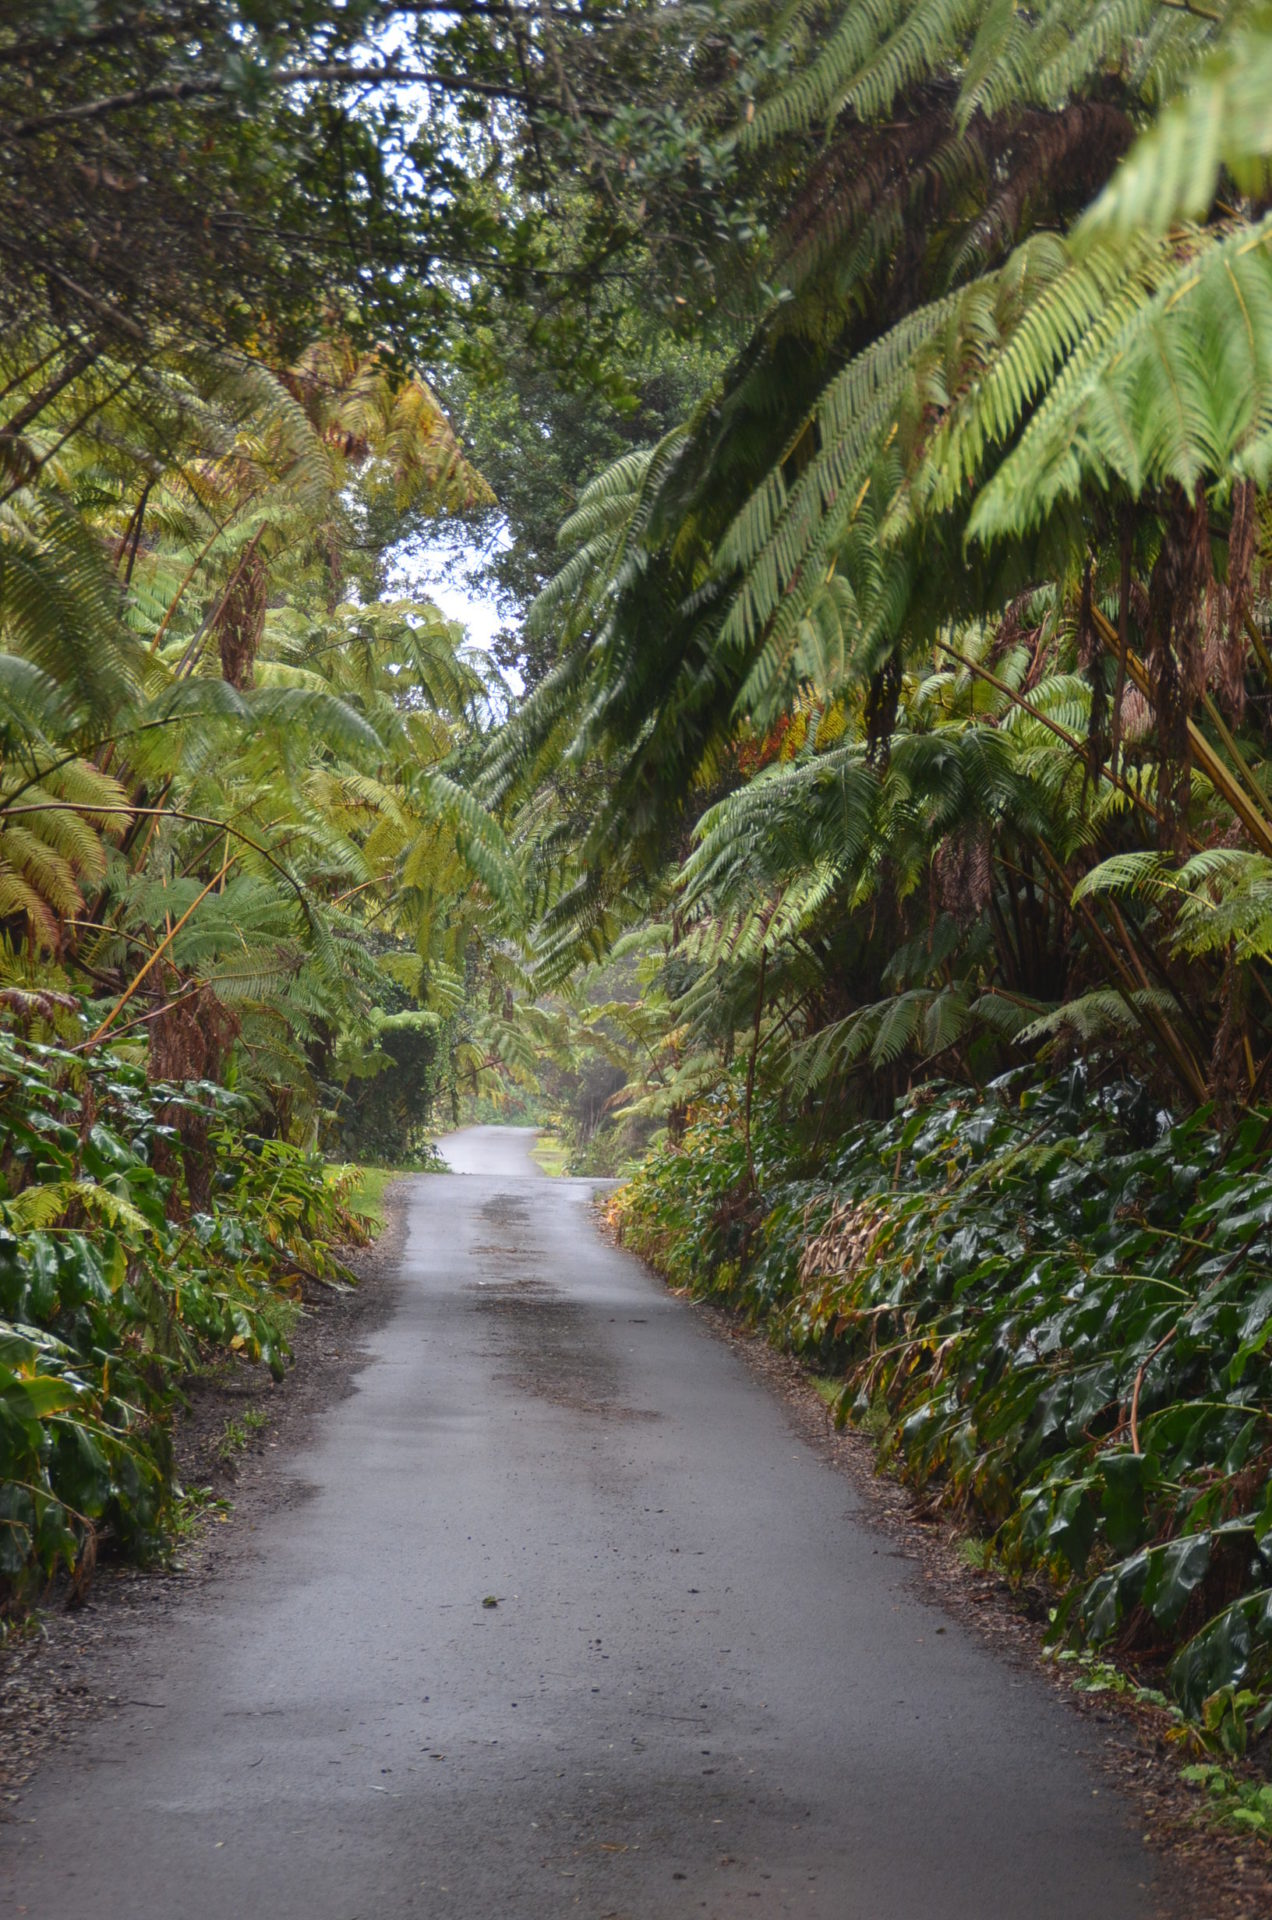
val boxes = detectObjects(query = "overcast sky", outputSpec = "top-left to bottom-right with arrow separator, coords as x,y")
390,523 -> 522,691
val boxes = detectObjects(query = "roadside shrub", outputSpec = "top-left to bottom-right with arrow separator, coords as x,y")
612,1073 -> 1272,1744
0,1020 -> 364,1612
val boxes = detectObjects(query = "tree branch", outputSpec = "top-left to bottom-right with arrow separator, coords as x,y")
10,61 -> 607,138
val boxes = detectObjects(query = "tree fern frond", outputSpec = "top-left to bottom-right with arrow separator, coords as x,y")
1016,987 -> 1176,1045
969,214 -> 1272,538
1077,14 -> 1272,247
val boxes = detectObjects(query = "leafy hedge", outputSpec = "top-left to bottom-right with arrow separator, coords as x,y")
612,1078 -> 1272,1751
0,1022 -> 363,1612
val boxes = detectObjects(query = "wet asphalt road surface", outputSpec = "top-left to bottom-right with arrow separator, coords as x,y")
3,1126 -> 1155,1918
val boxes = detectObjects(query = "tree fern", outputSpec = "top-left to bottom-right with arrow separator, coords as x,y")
969,213 -> 1272,538
1075,8 -> 1271,246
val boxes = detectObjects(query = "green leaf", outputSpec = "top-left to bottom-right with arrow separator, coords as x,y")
1097,1450 -> 1157,1556
4,1374 -> 81,1420
1143,1534 -> 1213,1629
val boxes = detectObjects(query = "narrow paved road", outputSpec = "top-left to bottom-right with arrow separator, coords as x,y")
4,1128 -> 1155,1918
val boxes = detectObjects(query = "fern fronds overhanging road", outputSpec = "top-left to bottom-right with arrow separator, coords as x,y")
3,1129 -> 1151,1919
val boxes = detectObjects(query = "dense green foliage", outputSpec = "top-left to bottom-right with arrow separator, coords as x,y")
613,1079 -> 1272,1747
1,2 -> 743,372
0,1013 -> 363,1609
493,0 -> 1272,1121
443,327 -> 733,687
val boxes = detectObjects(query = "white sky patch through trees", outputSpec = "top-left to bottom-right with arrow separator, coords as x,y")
390,522 -> 523,694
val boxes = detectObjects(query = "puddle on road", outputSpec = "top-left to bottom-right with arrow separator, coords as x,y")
479,1193 -> 531,1228
467,1196 -> 659,1424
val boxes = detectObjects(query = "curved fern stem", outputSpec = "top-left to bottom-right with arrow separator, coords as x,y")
87,845 -> 235,1045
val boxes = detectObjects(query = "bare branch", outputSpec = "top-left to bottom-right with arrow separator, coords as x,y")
9,60 -> 608,138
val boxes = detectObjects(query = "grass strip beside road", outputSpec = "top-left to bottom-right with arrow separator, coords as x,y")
530,1131 -> 569,1177
328,1163 -> 407,1234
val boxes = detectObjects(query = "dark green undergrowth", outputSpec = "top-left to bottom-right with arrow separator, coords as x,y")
1,1020 -> 367,1614
611,1075 -> 1272,1756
